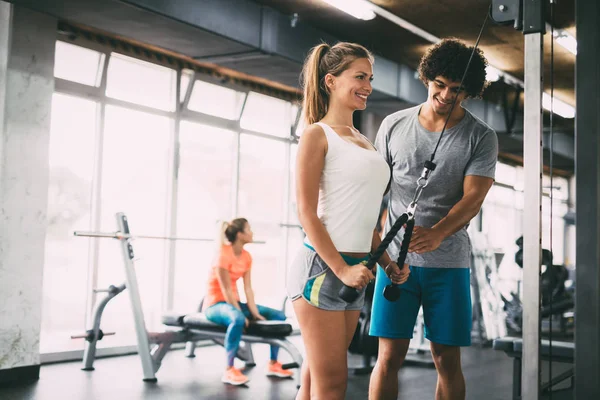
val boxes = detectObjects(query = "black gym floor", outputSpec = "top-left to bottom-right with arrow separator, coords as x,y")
0,335 -> 559,400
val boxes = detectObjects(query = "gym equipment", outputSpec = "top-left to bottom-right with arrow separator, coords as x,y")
491,0 -> 575,394
74,230 -> 266,244
503,237 -> 574,336
71,283 -> 125,370
470,232 -> 507,344
162,312 -> 298,371
338,211 -> 414,303
73,213 -> 302,387
493,337 -> 574,400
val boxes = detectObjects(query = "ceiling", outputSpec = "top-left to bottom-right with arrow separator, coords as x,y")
250,0 -> 576,121
7,0 -> 576,173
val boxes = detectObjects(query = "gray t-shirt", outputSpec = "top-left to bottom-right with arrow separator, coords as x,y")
375,105 -> 498,268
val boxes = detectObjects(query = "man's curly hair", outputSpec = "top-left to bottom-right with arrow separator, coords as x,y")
418,38 -> 489,99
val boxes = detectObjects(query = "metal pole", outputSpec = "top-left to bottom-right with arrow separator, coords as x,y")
73,231 -> 265,243
232,132 -> 240,218
164,68 -> 181,312
522,32 -> 543,400
74,231 -> 212,241
84,50 -> 110,328
115,213 -> 157,381
575,0 -> 600,397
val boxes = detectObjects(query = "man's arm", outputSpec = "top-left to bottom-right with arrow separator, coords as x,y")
408,175 -> 493,254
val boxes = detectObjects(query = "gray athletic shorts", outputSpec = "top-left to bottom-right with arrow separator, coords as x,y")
285,244 -> 369,311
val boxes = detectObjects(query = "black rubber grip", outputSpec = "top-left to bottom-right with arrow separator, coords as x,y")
382,218 -> 415,301
339,213 -> 409,302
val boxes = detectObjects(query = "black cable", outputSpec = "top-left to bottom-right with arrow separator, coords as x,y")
548,1 -> 555,397
430,6 -> 490,162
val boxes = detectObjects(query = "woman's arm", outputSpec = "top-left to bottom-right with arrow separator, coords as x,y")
215,268 -> 242,311
242,270 -> 265,320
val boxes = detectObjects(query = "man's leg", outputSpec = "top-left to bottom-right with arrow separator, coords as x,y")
430,342 -> 465,400
368,265 -> 422,400
421,267 -> 472,400
369,338 -> 411,400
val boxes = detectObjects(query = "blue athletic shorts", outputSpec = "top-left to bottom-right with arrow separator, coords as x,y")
369,265 -> 472,347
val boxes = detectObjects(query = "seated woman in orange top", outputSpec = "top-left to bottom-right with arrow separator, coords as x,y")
203,218 -> 293,386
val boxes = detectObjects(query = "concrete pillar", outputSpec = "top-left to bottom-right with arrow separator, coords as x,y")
0,2 -> 56,385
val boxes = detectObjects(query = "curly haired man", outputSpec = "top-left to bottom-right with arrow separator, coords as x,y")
369,38 -> 499,400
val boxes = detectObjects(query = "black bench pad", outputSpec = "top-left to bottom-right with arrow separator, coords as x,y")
492,336 -> 517,352
493,337 -> 574,360
162,312 -> 293,337
162,312 -> 186,327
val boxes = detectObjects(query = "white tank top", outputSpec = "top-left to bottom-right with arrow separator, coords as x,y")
304,122 -> 391,253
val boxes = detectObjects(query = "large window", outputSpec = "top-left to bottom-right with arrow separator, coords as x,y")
106,53 -> 176,111
42,39 -> 301,357
40,93 -> 98,353
96,106 -> 172,346
172,122 -> 236,312
54,41 -> 104,86
240,92 -> 294,137
238,135 -> 288,307
187,80 -> 245,119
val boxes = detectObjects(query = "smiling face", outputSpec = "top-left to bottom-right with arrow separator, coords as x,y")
427,76 -> 468,116
325,57 -> 373,111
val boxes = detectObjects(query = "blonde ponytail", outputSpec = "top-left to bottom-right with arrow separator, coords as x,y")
301,43 -> 330,125
217,220 -> 229,247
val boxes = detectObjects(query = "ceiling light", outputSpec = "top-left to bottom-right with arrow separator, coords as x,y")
321,0 -> 376,21
553,29 -> 577,55
486,66 -> 502,82
542,92 -> 575,119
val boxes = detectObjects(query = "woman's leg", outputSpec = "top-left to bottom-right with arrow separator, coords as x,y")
296,360 -> 311,400
294,308 -> 360,400
255,304 -> 287,361
204,302 -> 246,368
292,298 -> 357,400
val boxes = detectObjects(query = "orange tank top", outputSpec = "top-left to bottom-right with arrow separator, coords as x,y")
204,245 -> 252,309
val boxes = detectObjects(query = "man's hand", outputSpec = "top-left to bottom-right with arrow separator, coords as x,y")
384,262 -> 410,285
408,226 -> 444,254
253,314 -> 266,321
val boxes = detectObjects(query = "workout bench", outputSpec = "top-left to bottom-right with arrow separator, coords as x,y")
74,212 -> 303,388
493,336 -> 574,399
162,311 -> 302,385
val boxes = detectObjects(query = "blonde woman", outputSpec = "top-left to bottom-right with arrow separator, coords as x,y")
286,42 -> 410,400
203,218 -> 293,385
